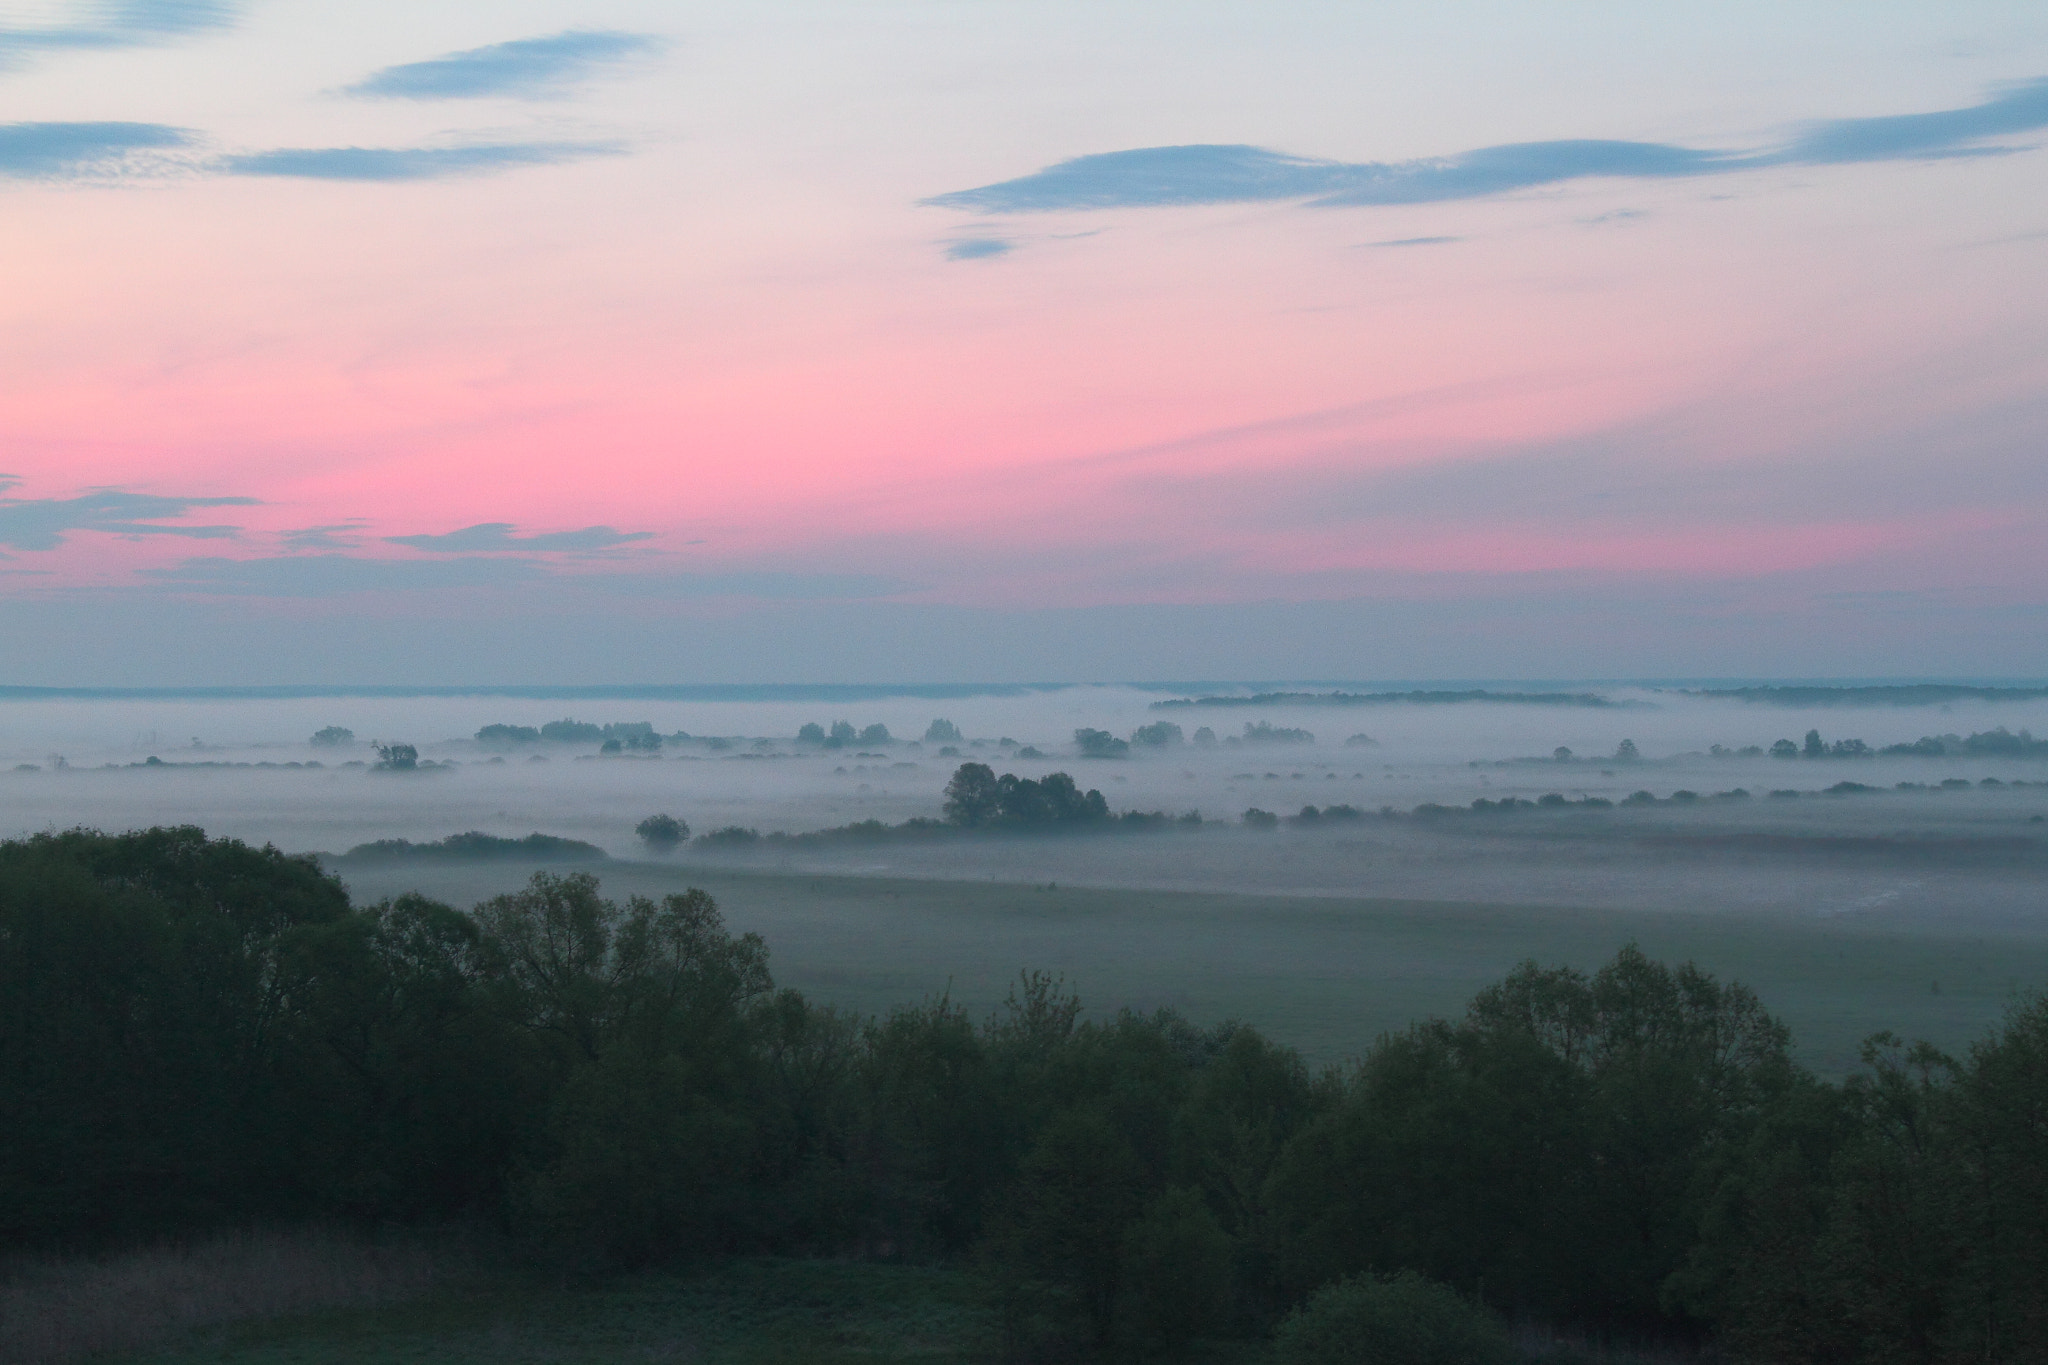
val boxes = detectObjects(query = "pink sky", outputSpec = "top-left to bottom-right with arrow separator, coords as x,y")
3,2 -> 2047,680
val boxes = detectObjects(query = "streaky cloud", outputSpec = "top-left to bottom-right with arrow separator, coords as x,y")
0,121 -> 191,178
384,522 -> 655,552
0,488 -> 255,551
219,141 -> 622,181
945,238 -> 1013,260
1782,76 -> 2048,163
279,522 -> 366,552
0,1 -> 236,67
1369,235 -> 1462,248
346,29 -> 661,100
926,78 -> 2048,212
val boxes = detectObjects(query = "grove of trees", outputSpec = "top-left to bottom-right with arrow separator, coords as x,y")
7,826 -> 2048,1361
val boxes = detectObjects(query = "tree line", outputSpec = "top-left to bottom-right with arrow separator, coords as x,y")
4,826 -> 2048,1361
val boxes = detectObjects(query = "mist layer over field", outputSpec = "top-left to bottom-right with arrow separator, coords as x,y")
4,681 -> 2047,1067
3,683 -> 2045,906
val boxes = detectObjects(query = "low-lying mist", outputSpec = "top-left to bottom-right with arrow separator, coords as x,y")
2,682 -> 2045,925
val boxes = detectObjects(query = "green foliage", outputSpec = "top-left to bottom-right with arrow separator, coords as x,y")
1075,727 -> 1131,757
635,814 -> 689,851
339,832 -> 608,864
1268,1272 -> 1510,1365
19,827 -> 2048,1360
475,723 -> 540,744
1117,1186 -> 1232,1354
1131,721 -> 1184,747
942,762 -> 1109,829
1243,722 -> 1314,745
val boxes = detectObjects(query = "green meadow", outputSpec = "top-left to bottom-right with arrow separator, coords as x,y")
342,859 -> 2048,1075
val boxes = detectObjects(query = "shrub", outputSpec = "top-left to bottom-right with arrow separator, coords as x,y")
1117,1186 -> 1232,1354
372,742 -> 418,771
635,814 -> 689,851
1269,1272 -> 1511,1365
1074,728 -> 1131,758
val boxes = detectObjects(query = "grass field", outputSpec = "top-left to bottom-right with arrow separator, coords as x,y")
107,1258 -> 1008,1365
340,859 -> 2048,1075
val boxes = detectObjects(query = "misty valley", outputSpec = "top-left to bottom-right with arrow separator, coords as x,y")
6,684 -> 2048,1364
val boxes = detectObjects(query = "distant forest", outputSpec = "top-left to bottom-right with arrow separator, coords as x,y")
1153,690 -> 1619,709
8,826 -> 2048,1361
1691,684 -> 2048,705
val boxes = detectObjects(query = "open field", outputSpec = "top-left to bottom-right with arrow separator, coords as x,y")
342,859 -> 2048,1074
101,1259 -> 1006,1365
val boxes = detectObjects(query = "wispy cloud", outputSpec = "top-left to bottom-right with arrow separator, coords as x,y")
0,121 -> 191,178
927,78 -> 2048,213
279,522 -> 366,552
0,1 -> 238,69
384,522 -> 655,553
945,237 -> 1013,260
1368,235 -> 1462,248
0,488 -> 255,550
346,29 -> 661,100
219,141 -> 622,181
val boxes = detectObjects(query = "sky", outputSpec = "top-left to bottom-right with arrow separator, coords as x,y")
3,0 -> 2047,684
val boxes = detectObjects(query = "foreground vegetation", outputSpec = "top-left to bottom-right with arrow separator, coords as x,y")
6,827 -> 2048,1362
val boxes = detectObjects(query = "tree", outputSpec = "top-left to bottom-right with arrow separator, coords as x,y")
1244,722 -> 1314,745
635,814 -> 689,852
1130,721 -> 1184,748
924,719 -> 963,744
827,721 -> 857,748
1117,1186 -> 1232,1353
1804,729 -> 1826,759
1771,739 -> 1800,758
373,742 -> 418,771
858,723 -> 892,746
1614,738 -> 1640,761
1074,728 -> 1130,758
797,722 -> 826,744
943,763 -> 1001,826
1269,1273 -> 1510,1365
1193,726 -> 1217,746
475,724 -> 539,745
311,726 -> 354,746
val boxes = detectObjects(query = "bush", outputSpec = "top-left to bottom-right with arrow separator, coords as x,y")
1074,728 -> 1131,758
1118,1186 -> 1231,1354
475,724 -> 539,745
1269,1272 -> 1510,1365
635,814 -> 689,851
